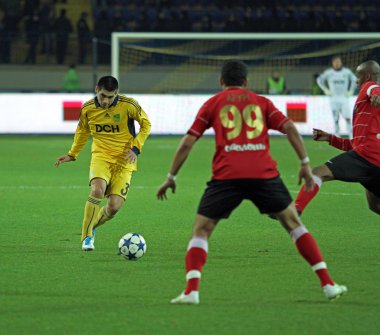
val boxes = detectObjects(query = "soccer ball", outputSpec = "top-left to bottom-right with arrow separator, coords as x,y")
118,233 -> 147,260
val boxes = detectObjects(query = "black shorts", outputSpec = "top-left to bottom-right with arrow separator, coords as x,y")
197,177 -> 292,220
326,150 -> 380,197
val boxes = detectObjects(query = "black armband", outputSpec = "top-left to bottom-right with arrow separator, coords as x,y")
131,146 -> 140,155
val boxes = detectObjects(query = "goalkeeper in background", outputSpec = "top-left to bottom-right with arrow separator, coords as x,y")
317,55 -> 356,138
55,76 -> 151,251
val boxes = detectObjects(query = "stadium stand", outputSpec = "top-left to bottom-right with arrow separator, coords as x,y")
0,0 -> 380,66
0,0 -> 380,92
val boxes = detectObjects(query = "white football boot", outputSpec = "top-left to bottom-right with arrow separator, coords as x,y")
82,235 -> 95,251
323,283 -> 347,300
170,291 -> 199,305
82,229 -> 96,251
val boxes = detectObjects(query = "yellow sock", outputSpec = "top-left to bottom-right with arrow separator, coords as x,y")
93,206 -> 114,229
81,196 -> 102,241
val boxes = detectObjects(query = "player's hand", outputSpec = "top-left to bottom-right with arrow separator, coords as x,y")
54,155 -> 74,167
312,128 -> 330,141
324,89 -> 332,96
124,149 -> 137,164
298,164 -> 315,192
157,179 -> 176,200
370,95 -> 380,108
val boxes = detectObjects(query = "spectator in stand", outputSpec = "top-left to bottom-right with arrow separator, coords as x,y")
93,10 -> 112,64
23,0 -> 40,17
77,11 -> 91,64
39,2 -> 53,56
0,13 -> 18,64
54,9 -> 72,64
111,10 -> 125,32
24,10 -> 40,64
177,10 -> 191,32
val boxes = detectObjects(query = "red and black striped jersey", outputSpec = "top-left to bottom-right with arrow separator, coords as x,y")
329,81 -> 380,167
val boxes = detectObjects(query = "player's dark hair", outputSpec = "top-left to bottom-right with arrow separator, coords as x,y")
97,76 -> 119,91
221,61 -> 248,86
332,54 -> 342,62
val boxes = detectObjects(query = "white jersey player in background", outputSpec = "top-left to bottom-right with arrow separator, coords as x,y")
317,55 -> 357,138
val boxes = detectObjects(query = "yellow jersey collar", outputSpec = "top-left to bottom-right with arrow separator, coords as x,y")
94,95 -> 119,108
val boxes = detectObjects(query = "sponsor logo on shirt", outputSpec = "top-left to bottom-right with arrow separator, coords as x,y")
224,143 -> 266,152
95,124 -> 120,133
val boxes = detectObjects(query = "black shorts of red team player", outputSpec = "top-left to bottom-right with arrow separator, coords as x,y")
326,150 -> 380,197
197,176 -> 292,220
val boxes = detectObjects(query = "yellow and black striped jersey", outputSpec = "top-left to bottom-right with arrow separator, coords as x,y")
68,94 -> 151,170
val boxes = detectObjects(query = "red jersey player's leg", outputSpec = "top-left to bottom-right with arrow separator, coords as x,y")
295,174 -> 322,214
171,215 -> 217,305
276,204 -> 347,300
365,189 -> 380,215
295,161 -> 336,215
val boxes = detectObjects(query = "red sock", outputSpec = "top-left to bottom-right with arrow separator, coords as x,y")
184,238 -> 208,294
292,226 -> 334,287
295,183 -> 320,213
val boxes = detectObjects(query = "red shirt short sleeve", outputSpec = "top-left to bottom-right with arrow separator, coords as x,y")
187,101 -> 212,138
265,100 -> 290,132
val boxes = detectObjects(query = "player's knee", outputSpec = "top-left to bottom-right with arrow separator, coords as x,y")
312,165 -> 333,182
311,166 -> 323,176
193,218 -> 217,238
275,205 -> 301,232
90,189 -> 105,199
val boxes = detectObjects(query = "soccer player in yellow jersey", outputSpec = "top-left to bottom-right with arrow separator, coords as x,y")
55,76 -> 151,251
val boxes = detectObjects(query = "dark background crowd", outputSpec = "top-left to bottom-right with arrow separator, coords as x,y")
0,0 -> 380,65
98,0 -> 380,33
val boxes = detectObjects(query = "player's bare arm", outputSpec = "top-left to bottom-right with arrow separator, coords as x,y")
157,134 -> 197,200
282,121 -> 315,192
312,128 -> 330,141
54,154 -> 75,167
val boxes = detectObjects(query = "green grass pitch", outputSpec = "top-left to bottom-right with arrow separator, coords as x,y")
0,135 -> 379,335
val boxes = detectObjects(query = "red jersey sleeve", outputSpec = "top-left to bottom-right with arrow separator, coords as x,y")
187,102 -> 211,138
364,82 -> 380,97
265,99 -> 290,133
329,135 -> 353,151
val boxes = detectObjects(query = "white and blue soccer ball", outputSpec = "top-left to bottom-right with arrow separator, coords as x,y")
118,233 -> 147,260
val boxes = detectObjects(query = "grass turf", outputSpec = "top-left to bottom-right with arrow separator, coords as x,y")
0,135 -> 379,335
